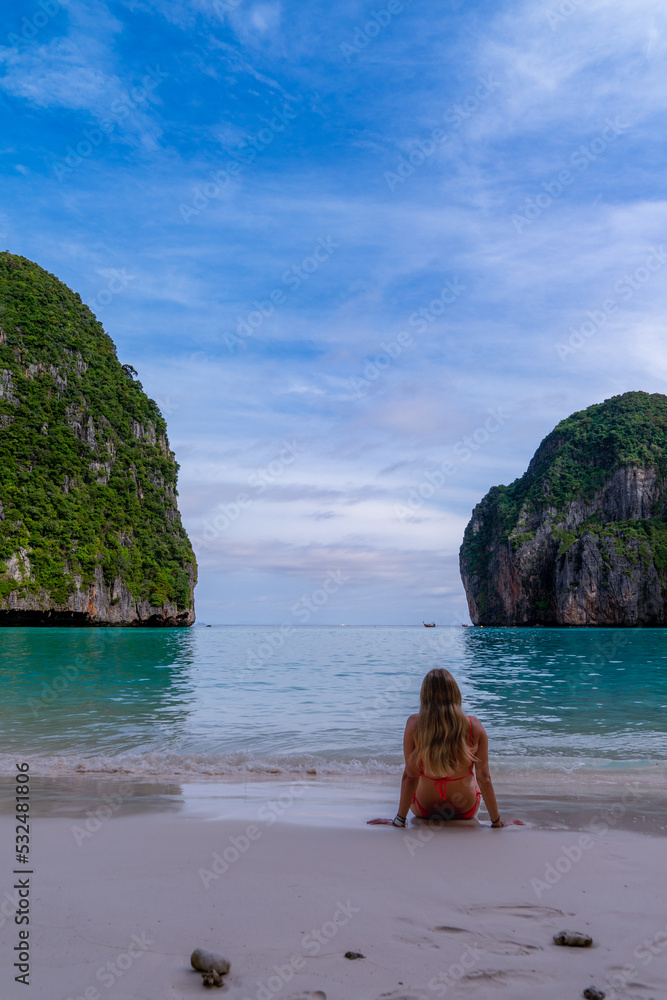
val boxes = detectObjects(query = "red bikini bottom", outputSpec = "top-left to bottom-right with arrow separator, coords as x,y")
411,788 -> 481,820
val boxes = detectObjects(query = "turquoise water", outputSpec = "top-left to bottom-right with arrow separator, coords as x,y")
0,625 -> 666,776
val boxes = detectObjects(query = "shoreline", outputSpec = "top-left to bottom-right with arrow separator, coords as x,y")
1,767 -> 666,836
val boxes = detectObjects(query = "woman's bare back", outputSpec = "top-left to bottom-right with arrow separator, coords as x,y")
405,713 -> 482,819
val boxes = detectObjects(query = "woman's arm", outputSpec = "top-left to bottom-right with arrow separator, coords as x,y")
396,716 -> 420,822
368,715 -> 419,826
471,717 -> 504,828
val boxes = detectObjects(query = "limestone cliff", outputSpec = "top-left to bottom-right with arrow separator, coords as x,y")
0,252 -> 196,626
459,392 -> 667,626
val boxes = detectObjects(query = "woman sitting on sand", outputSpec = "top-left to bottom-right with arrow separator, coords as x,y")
369,668 -> 504,828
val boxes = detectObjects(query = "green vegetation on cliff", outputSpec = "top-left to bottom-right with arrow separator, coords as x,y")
460,392 -> 667,624
0,252 -> 196,613
466,393 -> 667,554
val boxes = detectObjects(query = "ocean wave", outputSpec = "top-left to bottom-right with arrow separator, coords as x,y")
0,750 -> 404,778
0,750 -> 664,784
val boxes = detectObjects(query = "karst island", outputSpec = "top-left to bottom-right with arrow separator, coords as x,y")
460,391 -> 667,626
0,252 -> 196,626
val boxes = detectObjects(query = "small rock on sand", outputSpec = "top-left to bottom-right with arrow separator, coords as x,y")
583,988 -> 605,1000
191,948 -> 231,975
553,930 -> 593,948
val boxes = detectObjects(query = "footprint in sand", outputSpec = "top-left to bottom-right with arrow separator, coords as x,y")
431,917 -> 548,959
475,937 -> 542,956
464,968 -> 554,985
391,932 -> 439,948
603,969 -> 657,993
449,934 -> 541,955
467,904 -> 567,919
431,926 -> 542,956
392,916 -> 440,948
285,993 -> 326,1000
376,992 -> 425,1000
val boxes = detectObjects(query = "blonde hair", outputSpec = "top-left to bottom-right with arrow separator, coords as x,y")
409,668 -> 475,777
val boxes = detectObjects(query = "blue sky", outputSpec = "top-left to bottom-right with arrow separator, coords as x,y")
2,0 -> 667,624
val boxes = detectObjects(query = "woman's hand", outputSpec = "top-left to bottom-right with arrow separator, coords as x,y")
367,816 -> 407,826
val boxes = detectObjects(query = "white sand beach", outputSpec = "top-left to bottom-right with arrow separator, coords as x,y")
3,778 -> 667,1000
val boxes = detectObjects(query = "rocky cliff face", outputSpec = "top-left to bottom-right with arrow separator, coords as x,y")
2,560 -> 194,627
459,393 -> 667,626
0,252 -> 196,626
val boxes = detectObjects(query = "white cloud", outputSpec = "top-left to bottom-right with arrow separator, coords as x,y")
249,2 -> 281,34
0,38 -> 116,110
478,0 -> 667,139
0,2 -> 164,149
